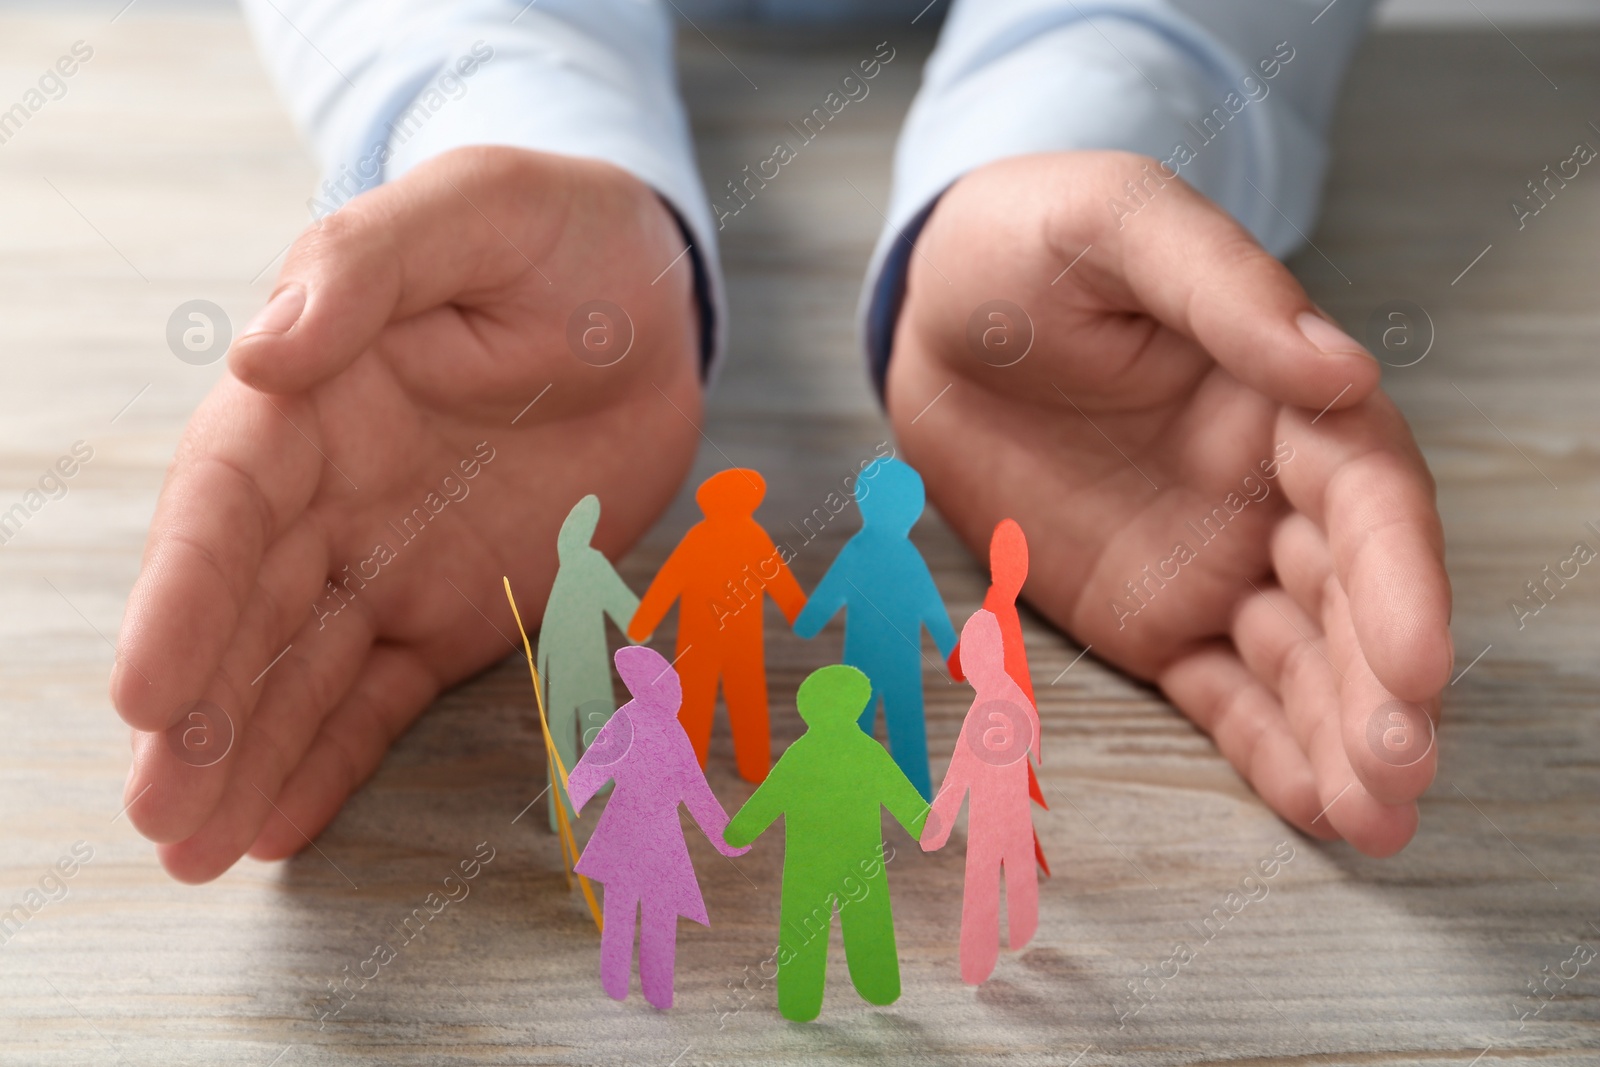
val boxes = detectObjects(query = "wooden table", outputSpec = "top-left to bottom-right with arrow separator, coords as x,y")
1,8 -> 1596,1065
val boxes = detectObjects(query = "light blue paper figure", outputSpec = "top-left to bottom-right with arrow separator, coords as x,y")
791,458 -> 957,799
537,495 -> 640,830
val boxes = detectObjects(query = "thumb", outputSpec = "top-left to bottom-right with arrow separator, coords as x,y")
227,199 -> 405,395
228,146 -> 560,394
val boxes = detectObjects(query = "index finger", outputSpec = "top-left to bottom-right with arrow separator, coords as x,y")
1276,391 -> 1454,704
111,376 -> 323,731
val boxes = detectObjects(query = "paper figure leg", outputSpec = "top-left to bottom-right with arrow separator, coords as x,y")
721,643 -> 771,783
1003,848 -> 1039,951
676,642 -> 719,769
877,662 -> 932,800
838,875 -> 901,1006
776,884 -> 833,1022
600,889 -> 639,1002
638,897 -> 679,1010
958,850 -> 1001,985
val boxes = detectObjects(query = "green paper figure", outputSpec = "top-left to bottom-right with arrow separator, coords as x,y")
724,664 -> 929,1021
538,494 -> 639,830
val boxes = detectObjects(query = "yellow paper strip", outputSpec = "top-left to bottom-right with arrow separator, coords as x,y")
504,576 -> 604,933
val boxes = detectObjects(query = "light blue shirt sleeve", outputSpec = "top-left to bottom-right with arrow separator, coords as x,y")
238,0 -> 725,377
861,0 -> 1375,394
238,0 -> 1371,395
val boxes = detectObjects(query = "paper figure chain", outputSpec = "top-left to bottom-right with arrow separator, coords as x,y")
517,466 -> 1063,1015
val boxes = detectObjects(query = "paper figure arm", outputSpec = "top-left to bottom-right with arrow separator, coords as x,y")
599,559 -> 642,641
791,552 -> 849,639
628,537 -> 691,641
1024,695 -> 1043,767
724,762 -> 790,849
873,741 -> 930,840
761,540 -> 808,624
567,714 -> 625,812
945,643 -> 964,682
914,562 -> 958,660
920,756 -> 972,852
683,768 -> 752,857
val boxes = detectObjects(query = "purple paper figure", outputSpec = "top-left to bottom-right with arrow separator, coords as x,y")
568,644 -> 751,1010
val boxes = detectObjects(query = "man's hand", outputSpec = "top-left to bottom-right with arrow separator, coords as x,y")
113,147 -> 704,882
888,151 -> 1452,857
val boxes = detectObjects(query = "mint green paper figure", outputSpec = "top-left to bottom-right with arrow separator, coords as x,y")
792,457 -> 957,800
537,495 -> 639,830
724,664 -> 928,1021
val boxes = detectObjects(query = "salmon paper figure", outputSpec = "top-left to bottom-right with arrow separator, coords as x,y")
538,495 -> 640,831
792,457 -> 956,800
627,469 -> 806,783
567,645 -> 751,1010
922,609 -> 1042,985
947,518 -> 1051,874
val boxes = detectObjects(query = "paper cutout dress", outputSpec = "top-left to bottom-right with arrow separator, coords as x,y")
537,495 -> 640,830
946,518 -> 1051,873
724,663 -> 928,1022
627,469 -> 806,783
921,609 -> 1042,984
792,457 -> 956,800
568,645 -> 750,1010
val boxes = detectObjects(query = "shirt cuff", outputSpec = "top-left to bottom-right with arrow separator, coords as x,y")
860,0 -> 1337,399
301,3 -> 724,382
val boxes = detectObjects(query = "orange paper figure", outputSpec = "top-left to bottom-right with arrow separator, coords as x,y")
627,469 -> 806,783
922,609 -> 1041,985
947,518 -> 1051,874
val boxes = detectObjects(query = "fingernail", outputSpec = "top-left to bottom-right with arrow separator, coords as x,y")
240,285 -> 305,340
1296,311 -> 1371,359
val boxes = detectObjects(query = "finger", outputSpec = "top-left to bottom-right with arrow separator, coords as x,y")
229,146 -> 568,395
1091,155 -> 1382,412
1277,396 -> 1454,703
122,520 -> 331,842
1270,512 -> 1335,625
1230,582 -> 1338,757
1163,635 -> 1419,855
111,379 -> 323,732
153,611 -> 376,883
1158,642 -> 1335,840
1325,579 -> 1440,806
248,644 -> 439,862
1226,583 -> 1421,853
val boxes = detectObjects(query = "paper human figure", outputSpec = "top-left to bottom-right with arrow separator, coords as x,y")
504,577 -> 601,930
724,663 -> 928,1021
946,518 -> 1051,874
922,609 -> 1042,984
537,495 -> 640,830
792,457 -> 956,800
568,645 -> 751,1010
627,469 -> 806,783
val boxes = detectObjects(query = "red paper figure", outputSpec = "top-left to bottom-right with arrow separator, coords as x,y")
948,518 -> 1051,873
922,609 -> 1042,985
627,469 -> 805,782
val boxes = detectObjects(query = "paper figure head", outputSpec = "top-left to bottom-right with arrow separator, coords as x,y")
796,663 -> 872,728
989,518 -> 1028,598
614,645 -> 681,717
695,468 -> 766,518
557,494 -> 601,562
855,457 -> 924,535
958,609 -> 1007,690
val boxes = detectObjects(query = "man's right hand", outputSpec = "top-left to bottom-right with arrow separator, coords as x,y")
113,146 -> 705,882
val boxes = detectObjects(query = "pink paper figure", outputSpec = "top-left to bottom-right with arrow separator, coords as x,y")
920,609 -> 1042,985
567,645 -> 751,1010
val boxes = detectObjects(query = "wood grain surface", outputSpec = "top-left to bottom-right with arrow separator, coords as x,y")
0,7 -> 1597,1066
